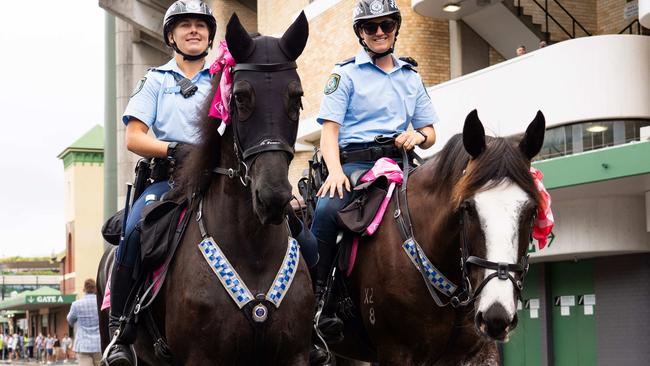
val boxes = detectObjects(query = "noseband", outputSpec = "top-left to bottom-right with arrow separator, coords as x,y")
212,61 -> 298,185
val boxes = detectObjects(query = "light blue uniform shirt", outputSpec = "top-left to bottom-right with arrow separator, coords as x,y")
317,49 -> 438,147
122,58 -> 212,144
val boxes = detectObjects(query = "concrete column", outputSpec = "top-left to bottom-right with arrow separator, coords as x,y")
641,0 -> 650,28
449,20 -> 462,79
645,191 -> 650,232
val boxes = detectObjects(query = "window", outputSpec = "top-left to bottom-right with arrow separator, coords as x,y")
536,119 -> 650,160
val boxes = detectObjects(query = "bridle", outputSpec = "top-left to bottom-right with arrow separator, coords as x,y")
453,200 -> 530,307
395,149 -> 530,308
212,61 -> 298,186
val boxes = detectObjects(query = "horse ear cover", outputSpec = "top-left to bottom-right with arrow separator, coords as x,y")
226,13 -> 255,63
519,110 -> 546,160
463,109 -> 486,159
279,11 -> 309,61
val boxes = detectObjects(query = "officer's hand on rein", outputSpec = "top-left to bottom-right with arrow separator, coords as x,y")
318,170 -> 350,199
395,130 -> 426,151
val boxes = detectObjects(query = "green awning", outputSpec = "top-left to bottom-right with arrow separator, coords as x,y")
0,287 -> 76,311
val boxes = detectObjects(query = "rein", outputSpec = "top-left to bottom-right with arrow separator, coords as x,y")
394,150 -> 529,308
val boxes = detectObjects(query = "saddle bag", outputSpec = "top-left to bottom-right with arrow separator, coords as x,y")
336,176 -> 388,235
138,198 -> 188,271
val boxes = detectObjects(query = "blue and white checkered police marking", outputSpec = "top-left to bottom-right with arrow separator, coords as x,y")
265,237 -> 300,307
403,238 -> 457,296
199,237 -> 254,308
198,237 -> 300,310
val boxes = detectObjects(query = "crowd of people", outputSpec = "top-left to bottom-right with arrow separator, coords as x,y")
0,331 -> 74,363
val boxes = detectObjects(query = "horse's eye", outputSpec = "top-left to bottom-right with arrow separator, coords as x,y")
285,81 -> 303,122
233,81 -> 255,121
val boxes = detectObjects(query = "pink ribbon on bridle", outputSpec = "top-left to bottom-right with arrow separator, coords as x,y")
530,167 -> 554,249
208,40 -> 236,134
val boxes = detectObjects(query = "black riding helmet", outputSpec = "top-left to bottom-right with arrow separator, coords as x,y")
352,0 -> 402,60
163,0 -> 217,61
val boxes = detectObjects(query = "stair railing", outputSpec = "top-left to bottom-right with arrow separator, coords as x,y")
517,0 -> 591,39
618,19 -> 642,35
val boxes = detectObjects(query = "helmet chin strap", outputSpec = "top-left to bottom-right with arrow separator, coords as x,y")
171,41 -> 212,61
358,38 -> 396,62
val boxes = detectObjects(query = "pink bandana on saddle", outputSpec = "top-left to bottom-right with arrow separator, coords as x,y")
208,40 -> 236,135
347,158 -> 403,277
530,167 -> 554,249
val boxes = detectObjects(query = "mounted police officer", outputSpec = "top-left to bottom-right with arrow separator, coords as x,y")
102,1 -> 216,365
310,0 -> 439,361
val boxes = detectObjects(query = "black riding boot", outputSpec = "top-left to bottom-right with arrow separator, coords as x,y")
103,264 -> 137,366
310,239 -> 344,365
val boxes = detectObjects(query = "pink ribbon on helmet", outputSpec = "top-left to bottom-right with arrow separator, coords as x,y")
208,40 -> 236,133
530,167 -> 554,249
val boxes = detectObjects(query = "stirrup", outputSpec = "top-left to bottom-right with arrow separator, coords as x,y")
101,327 -> 138,366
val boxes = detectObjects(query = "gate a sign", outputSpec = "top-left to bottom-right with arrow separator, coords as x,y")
26,295 -> 75,304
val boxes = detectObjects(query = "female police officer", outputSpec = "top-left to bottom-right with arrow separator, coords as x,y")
103,1 -> 216,365
310,0 -> 439,350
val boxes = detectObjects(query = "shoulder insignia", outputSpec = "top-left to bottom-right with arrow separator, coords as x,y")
399,56 -> 418,67
324,73 -> 341,95
335,57 -> 355,66
130,77 -> 147,98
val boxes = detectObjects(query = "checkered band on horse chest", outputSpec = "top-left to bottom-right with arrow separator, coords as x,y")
403,239 -> 457,296
199,237 -> 300,310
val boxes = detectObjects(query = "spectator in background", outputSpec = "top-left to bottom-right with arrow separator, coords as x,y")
45,334 -> 55,364
516,44 -> 527,56
27,333 -> 34,359
35,332 -> 45,362
0,332 -> 5,360
67,279 -> 101,366
61,333 -> 73,362
539,40 -> 547,48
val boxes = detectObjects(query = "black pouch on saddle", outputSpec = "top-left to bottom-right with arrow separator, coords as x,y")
139,198 -> 188,271
336,176 -> 388,235
102,209 -> 125,246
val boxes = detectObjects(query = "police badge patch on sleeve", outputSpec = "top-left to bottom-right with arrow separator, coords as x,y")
324,73 -> 341,95
130,77 -> 147,97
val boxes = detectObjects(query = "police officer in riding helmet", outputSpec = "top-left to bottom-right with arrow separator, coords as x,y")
310,0 -> 438,362
102,1 -> 216,365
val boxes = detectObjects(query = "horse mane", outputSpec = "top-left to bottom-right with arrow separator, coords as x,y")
175,72 -> 223,195
427,134 -> 541,208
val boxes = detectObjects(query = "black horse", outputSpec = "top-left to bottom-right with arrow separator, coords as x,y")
98,13 -> 313,365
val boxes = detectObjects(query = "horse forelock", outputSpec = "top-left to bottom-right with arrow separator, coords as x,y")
448,136 -> 541,209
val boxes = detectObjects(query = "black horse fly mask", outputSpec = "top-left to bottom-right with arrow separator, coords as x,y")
225,13 -> 308,171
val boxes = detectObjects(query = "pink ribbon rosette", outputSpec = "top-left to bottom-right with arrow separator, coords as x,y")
530,167 -> 554,249
208,40 -> 236,135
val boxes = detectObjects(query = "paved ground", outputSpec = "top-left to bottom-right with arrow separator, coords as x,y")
0,360 -> 78,365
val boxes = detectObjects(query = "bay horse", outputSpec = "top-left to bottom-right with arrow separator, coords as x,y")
97,13 -> 313,365
329,110 -> 546,365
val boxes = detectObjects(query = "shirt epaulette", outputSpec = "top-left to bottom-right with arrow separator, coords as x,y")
399,56 -> 419,73
336,57 -> 356,66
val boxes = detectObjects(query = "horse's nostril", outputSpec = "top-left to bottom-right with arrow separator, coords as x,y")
475,311 -> 484,329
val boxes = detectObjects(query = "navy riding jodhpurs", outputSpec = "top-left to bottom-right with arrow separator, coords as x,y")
115,181 -> 171,267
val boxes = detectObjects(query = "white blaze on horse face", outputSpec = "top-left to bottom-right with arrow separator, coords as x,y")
473,179 -> 529,319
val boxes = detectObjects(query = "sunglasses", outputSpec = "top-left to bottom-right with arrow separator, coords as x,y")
360,20 -> 397,35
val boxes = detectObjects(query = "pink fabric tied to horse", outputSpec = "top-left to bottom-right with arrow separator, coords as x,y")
347,158 -> 404,276
208,40 -> 236,135
530,167 -> 554,249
